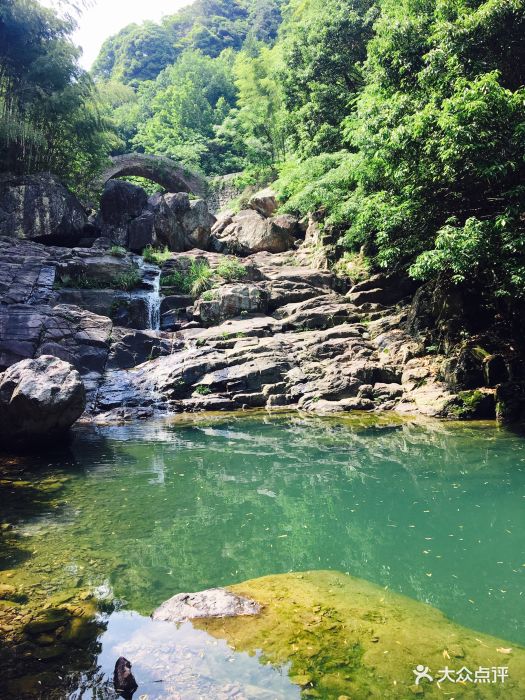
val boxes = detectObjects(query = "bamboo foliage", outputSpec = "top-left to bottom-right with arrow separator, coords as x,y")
0,0 -> 116,193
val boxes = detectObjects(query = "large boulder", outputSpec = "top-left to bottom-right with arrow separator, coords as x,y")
211,209 -> 298,256
98,180 -> 148,246
194,283 -> 270,325
495,381 -> 525,422
128,211 -> 154,253
248,188 -> 277,217
0,173 -> 87,244
151,193 -> 215,251
0,355 -> 86,440
99,179 -> 148,225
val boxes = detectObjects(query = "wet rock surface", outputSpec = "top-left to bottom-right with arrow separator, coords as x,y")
0,172 -> 521,423
0,233 -> 469,421
90,247 -> 462,419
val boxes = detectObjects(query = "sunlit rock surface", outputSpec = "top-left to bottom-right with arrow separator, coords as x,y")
153,588 -> 261,623
196,571 -> 525,698
0,355 -> 85,440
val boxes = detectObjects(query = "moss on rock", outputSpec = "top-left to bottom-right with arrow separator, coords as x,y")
195,571 -> 525,698
447,389 -> 496,419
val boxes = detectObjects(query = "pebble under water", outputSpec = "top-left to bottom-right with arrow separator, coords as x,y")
1,411 -> 524,698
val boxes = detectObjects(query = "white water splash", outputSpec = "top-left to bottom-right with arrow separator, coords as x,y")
147,267 -> 161,330
137,258 -> 162,330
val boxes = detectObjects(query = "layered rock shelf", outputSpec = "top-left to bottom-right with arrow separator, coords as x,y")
0,233 -> 459,424
0,176 -> 522,433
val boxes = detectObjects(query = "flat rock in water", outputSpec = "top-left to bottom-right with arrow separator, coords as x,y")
152,588 -> 261,623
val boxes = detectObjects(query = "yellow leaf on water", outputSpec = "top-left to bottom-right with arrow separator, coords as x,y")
443,649 -> 450,659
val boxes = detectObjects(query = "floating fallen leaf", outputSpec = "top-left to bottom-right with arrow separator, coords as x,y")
497,647 -> 512,654
443,649 -> 450,659
426,572 -> 432,577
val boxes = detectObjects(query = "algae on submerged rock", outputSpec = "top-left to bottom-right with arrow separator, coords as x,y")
194,571 -> 525,698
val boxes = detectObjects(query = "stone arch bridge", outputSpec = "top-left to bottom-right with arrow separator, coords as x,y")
95,153 -> 208,197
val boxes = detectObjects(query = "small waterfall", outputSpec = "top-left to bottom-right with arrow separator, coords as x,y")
147,268 -> 161,330
137,259 -> 162,331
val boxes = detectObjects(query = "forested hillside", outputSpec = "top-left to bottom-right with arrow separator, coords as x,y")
1,0 -> 525,307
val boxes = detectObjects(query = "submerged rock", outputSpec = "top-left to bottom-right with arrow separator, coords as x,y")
193,571 -> 525,698
152,588 -> 261,623
0,355 -> 85,440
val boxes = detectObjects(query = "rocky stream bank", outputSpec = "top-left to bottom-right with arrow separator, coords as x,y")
1,173 -> 525,698
0,172 -> 524,440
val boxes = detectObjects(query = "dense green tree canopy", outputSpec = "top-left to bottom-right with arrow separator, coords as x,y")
2,0 -> 524,308
93,0 -> 284,84
280,0 -> 377,156
92,22 -> 178,85
343,0 -> 525,298
131,49 -> 238,173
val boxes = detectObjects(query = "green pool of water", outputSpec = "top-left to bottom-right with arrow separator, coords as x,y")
1,412 -> 525,696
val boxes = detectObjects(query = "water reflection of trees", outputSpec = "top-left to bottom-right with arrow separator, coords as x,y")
4,414 -> 524,648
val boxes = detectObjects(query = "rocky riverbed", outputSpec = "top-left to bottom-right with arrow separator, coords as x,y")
0,172 -> 524,439
0,234 -> 461,424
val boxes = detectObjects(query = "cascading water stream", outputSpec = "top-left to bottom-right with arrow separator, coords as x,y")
136,258 -> 162,330
147,267 -> 161,330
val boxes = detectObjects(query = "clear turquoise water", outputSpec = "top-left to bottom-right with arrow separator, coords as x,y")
2,412 -> 525,697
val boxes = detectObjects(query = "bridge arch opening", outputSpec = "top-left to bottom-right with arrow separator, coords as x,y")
96,154 -> 207,197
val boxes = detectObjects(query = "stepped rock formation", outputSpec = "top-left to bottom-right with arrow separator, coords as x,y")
0,174 -> 523,428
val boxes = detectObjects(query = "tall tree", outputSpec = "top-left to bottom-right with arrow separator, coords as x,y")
279,0 -> 377,156
132,49 -> 237,173
0,0 -> 116,191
